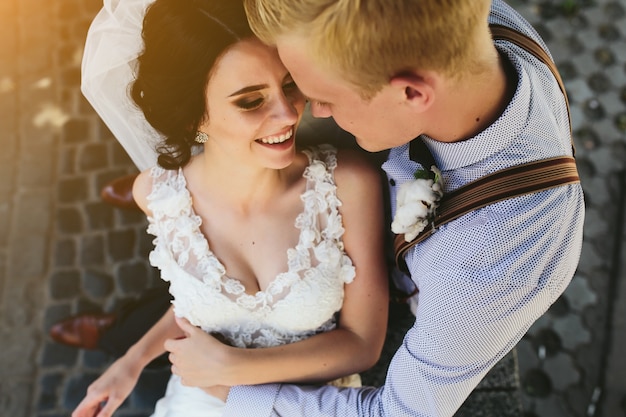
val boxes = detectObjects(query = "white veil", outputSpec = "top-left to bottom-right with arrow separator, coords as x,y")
81,0 -> 160,171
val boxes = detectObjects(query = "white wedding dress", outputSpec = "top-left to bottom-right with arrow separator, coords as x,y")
146,145 -> 360,417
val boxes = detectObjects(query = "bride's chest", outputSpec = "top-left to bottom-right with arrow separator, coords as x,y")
195,200 -> 304,294
168,254 -> 346,336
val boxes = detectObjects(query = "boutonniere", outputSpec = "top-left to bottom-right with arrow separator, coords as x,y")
391,165 -> 444,242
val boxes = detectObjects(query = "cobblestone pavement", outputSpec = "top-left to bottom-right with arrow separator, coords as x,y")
1,0 -> 625,416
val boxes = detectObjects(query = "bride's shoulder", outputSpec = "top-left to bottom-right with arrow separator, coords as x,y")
334,148 -> 381,186
133,168 -> 155,213
133,165 -> 176,210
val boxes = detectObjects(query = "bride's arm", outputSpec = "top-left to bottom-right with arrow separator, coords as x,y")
74,172 -> 182,416
73,306 -> 182,417
166,149 -> 389,387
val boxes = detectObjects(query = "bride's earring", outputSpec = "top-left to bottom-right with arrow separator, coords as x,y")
195,131 -> 208,144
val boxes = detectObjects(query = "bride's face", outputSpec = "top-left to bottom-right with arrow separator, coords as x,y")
199,37 -> 306,170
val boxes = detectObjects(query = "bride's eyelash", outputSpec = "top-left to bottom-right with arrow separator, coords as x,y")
234,81 -> 299,111
235,98 -> 264,110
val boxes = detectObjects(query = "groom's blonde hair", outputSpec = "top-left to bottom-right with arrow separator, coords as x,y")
244,0 -> 492,97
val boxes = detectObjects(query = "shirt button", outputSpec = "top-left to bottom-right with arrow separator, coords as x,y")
389,179 -> 396,186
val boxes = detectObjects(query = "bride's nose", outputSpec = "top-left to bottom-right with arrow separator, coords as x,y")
270,93 -> 302,124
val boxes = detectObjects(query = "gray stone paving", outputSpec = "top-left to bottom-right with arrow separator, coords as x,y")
1,0 -> 625,416
507,2 -> 626,417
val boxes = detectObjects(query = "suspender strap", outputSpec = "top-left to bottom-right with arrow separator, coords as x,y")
490,24 -> 572,134
393,156 -> 580,269
393,25 -> 579,274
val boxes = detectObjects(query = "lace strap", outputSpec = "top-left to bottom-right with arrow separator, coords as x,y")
146,167 -> 192,219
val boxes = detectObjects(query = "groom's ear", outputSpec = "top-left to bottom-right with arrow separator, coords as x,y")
389,71 -> 435,111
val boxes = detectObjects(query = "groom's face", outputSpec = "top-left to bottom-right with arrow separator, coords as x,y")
276,36 -> 419,153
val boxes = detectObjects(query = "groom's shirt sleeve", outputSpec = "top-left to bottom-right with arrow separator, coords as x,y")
223,385 -> 279,417
224,383 -> 383,417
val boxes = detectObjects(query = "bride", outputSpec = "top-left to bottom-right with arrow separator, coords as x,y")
72,0 -> 389,416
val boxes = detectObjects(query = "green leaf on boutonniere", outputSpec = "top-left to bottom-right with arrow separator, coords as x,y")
413,169 -> 432,180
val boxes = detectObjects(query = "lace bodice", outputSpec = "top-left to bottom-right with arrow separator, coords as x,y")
146,145 -> 356,348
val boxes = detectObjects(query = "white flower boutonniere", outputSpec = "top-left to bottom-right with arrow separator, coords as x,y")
391,165 -> 444,242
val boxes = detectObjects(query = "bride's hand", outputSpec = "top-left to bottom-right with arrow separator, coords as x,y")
165,316 -> 235,387
72,354 -> 142,417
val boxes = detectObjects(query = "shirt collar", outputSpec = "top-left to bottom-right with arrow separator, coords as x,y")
395,47 -> 531,172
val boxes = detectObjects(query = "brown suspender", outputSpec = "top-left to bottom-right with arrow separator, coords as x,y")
393,24 -> 580,274
490,24 -> 572,132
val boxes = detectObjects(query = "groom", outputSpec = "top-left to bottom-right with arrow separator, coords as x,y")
165,0 -> 585,416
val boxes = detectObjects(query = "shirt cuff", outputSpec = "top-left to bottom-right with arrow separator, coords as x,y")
222,384 -> 280,417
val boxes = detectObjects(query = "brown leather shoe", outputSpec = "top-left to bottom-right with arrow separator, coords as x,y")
49,313 -> 116,350
101,173 -> 140,210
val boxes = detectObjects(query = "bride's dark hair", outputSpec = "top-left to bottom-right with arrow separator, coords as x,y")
131,0 -> 253,169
